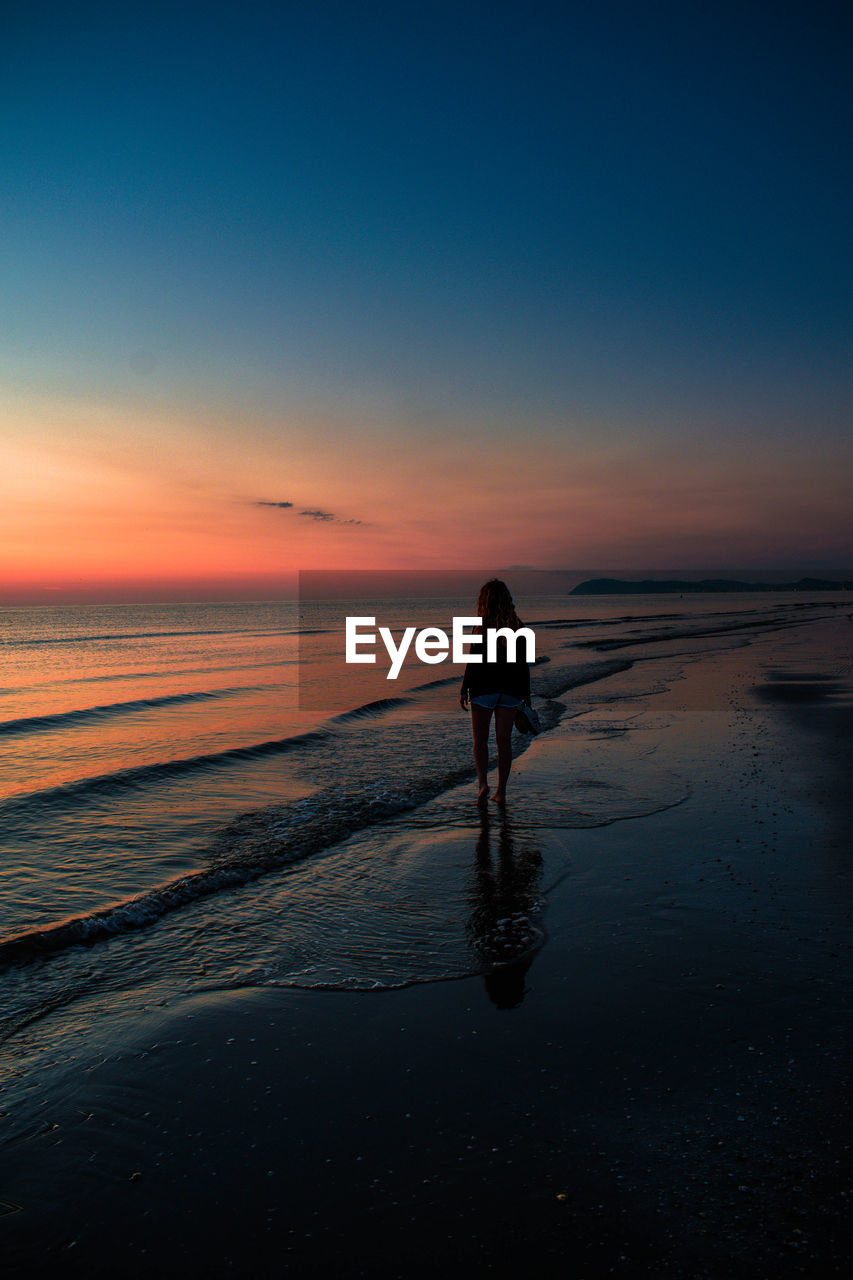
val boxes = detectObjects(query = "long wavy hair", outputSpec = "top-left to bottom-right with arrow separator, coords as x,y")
476,578 -> 522,631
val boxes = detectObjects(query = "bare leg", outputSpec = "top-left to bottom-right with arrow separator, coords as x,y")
471,704 -> 493,803
492,706 -> 516,804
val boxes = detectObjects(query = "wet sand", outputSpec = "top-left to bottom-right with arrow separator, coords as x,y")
3,618 -> 852,1277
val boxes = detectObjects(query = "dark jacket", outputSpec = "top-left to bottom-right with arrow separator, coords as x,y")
460,634 -> 531,702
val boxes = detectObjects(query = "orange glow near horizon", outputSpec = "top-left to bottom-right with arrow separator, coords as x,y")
3,388 -> 851,605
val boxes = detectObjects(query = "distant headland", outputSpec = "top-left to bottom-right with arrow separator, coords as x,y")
570,577 -> 851,595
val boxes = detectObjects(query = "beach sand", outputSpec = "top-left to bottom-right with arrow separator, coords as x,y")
3,618 -> 851,1277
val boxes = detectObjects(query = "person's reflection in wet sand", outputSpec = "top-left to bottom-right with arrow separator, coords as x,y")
467,806 -> 544,1009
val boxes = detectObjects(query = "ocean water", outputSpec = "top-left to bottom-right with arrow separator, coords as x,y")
0,592 -> 848,1070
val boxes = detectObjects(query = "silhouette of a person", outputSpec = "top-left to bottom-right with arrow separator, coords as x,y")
459,579 -> 532,805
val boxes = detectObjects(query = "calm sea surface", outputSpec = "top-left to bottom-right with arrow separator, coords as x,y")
0,592 -> 847,1072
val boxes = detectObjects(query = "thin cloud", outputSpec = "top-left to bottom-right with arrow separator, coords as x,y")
299,509 -> 364,526
252,498 -> 365,526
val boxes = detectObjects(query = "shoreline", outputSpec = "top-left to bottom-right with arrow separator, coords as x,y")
3,618 -> 851,1276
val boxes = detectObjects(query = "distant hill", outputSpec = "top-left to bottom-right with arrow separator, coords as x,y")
570,577 -> 851,595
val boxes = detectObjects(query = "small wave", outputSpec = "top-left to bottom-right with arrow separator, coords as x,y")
330,697 -> 414,724
0,641 -> 654,977
0,764 -> 477,972
566,658 -> 634,684
533,612 -> 686,629
408,675 -> 461,691
0,729 -> 330,814
588,603 -> 844,656
72,658 -> 295,684
0,686 -> 252,738
577,614 -> 789,651
542,658 -> 633,698
533,617 -> 617,630
3,625 -> 257,648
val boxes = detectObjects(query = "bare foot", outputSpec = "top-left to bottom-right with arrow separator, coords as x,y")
477,783 -> 490,804
492,790 -> 506,805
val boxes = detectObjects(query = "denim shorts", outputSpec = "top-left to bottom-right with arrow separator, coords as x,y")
470,692 -> 523,710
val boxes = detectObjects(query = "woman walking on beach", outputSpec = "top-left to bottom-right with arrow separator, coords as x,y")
459,579 -> 532,805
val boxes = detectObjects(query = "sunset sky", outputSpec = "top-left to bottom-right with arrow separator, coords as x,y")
3,0 -> 851,602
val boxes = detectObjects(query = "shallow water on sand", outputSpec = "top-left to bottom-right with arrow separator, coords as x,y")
0,593 -> 849,1078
